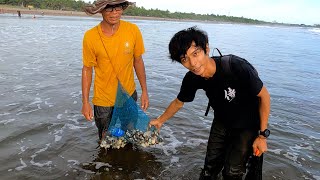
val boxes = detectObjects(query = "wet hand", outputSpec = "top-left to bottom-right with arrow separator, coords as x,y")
252,136 -> 268,157
81,102 -> 93,121
140,91 -> 149,111
149,118 -> 163,131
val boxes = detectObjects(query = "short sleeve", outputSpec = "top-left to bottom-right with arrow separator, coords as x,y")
177,72 -> 199,102
133,24 -> 145,58
82,31 -> 97,67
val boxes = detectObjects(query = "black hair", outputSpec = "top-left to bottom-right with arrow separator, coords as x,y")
168,26 -> 208,63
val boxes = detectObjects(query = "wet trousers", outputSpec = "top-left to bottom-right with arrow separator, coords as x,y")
200,120 -> 262,180
94,91 -> 137,140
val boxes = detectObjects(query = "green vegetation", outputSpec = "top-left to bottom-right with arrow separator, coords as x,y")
0,0 -> 87,11
1,0 -> 317,26
124,6 -> 267,24
0,0 -> 267,24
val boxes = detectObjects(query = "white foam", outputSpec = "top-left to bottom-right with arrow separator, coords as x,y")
185,138 -> 207,147
67,160 -> 80,166
30,143 -> 52,167
170,156 -> 179,164
0,112 -> 10,116
18,146 -> 28,155
15,158 -> 27,171
29,97 -> 42,105
94,162 -> 112,169
16,108 -> 40,115
312,175 -> 320,180
70,91 -> 81,98
44,100 -> 54,107
21,67 -> 38,70
55,135 -> 62,142
53,128 -> 63,135
291,144 -> 313,151
13,85 -> 26,91
154,126 -> 183,156
66,123 -> 88,130
283,151 -> 301,166
0,118 -> 15,125
268,148 -> 282,155
57,114 -> 63,119
5,103 -> 19,106
309,28 -> 320,34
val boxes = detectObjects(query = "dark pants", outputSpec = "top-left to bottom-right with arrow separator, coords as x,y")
200,120 -> 261,180
94,91 -> 137,140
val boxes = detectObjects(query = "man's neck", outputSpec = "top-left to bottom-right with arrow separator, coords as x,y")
100,21 -> 120,37
204,57 -> 216,79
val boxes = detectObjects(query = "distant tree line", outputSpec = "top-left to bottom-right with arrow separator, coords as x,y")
0,0 -> 87,11
0,0 -> 269,24
124,6 -> 267,24
3,0 -> 315,26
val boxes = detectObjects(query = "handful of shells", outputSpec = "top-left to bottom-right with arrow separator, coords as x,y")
100,129 -> 163,149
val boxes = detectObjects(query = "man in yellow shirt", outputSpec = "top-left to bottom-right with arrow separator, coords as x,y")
82,0 -> 149,141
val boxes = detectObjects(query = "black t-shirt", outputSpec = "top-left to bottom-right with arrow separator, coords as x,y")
177,55 -> 263,129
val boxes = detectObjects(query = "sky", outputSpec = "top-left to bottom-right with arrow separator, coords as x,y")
84,0 -> 320,25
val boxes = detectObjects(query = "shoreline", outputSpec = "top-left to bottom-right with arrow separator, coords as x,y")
0,5 -> 308,27
0,5 -> 200,22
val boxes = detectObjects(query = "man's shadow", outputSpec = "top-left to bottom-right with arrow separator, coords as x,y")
82,144 -> 164,179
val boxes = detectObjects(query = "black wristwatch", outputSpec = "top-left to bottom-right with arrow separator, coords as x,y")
259,129 -> 270,138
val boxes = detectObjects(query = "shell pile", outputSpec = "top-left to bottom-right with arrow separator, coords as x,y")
100,129 -> 163,149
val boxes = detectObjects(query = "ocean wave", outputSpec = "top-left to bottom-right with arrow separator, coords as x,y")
309,28 -> 320,34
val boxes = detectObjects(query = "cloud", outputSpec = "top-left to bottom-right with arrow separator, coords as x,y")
132,0 -> 319,25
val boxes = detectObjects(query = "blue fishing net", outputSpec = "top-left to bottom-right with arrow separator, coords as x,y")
108,81 -> 150,133
100,82 -> 162,149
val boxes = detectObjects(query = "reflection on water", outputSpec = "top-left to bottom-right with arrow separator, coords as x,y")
83,145 -> 163,179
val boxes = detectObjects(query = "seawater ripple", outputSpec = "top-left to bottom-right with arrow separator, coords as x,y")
0,14 -> 319,179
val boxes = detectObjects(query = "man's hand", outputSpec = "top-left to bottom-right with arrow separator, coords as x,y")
252,136 -> 268,157
81,102 -> 93,121
140,91 -> 149,111
149,118 -> 164,131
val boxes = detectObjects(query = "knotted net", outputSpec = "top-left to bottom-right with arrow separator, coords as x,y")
100,82 -> 162,149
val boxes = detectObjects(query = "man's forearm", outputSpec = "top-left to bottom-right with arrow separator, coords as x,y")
258,86 -> 270,130
158,98 -> 184,123
134,56 -> 148,92
82,66 -> 92,103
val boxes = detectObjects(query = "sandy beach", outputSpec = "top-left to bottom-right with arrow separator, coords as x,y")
0,5 -> 186,22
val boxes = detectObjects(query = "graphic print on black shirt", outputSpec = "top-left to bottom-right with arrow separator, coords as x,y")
177,55 -> 263,129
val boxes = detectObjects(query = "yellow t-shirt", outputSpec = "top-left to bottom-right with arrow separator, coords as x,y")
82,20 -> 145,106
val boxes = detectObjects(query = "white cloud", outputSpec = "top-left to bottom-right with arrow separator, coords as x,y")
83,0 -> 320,25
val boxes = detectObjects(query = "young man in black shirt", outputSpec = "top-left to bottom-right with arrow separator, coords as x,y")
149,27 -> 271,179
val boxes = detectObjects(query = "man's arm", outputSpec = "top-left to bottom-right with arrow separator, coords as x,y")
81,65 -> 93,121
253,85 -> 270,156
133,55 -> 149,111
149,98 -> 184,130
257,85 -> 270,132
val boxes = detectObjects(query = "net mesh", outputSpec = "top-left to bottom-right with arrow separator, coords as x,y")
107,82 -> 150,133
100,82 -> 162,149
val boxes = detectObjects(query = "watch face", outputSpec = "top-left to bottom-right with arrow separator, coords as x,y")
260,129 -> 270,138
264,129 -> 270,137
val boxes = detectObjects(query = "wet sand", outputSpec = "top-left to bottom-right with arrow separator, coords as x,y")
0,5 -> 230,24
0,5 -> 190,22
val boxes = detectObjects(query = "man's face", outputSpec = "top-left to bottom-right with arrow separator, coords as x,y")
101,4 -> 124,25
180,42 -> 208,77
